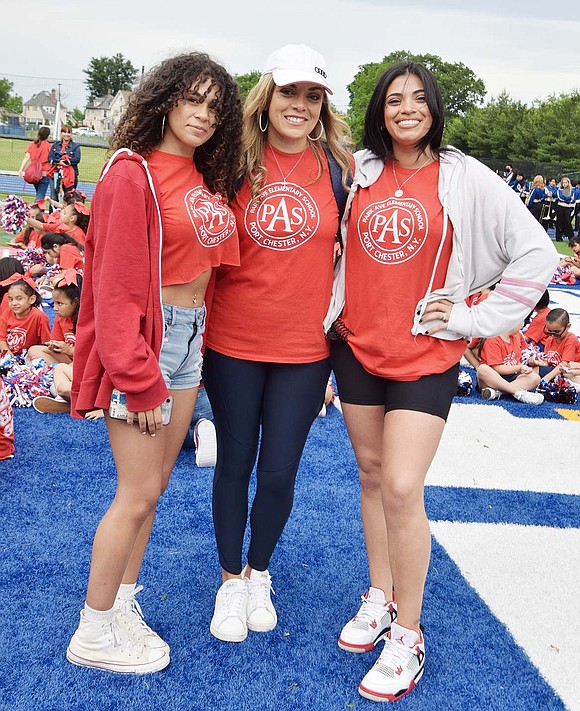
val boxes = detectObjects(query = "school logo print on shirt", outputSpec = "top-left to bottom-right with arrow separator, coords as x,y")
358,196 -> 429,265
7,327 -> 26,352
245,182 -> 320,251
184,187 -> 237,247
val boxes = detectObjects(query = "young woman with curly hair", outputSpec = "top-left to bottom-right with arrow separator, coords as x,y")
203,44 -> 352,643
67,52 -> 242,674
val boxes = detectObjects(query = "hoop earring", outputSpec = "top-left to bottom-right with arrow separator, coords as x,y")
161,115 -> 166,137
307,119 -> 324,142
258,112 -> 268,133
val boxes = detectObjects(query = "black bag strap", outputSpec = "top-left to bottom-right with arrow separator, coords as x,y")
321,142 -> 352,223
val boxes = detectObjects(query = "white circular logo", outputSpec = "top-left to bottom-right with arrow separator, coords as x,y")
245,182 -> 320,251
358,197 -> 428,264
184,187 -> 237,247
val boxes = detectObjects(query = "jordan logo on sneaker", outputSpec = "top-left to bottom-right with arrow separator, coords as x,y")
395,634 -> 405,644
370,620 -> 377,629
395,665 -> 403,676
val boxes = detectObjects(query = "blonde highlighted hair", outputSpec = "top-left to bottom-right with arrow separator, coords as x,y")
239,75 -> 352,201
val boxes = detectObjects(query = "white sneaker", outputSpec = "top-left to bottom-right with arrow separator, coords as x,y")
114,585 -> 169,653
513,389 -> 544,405
359,622 -> 425,702
66,610 -> 169,674
194,418 -> 217,467
338,587 -> 397,653
210,579 -> 248,642
244,568 -> 277,632
481,387 -> 502,400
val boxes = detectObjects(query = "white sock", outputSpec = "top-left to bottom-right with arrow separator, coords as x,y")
84,602 -> 114,623
117,582 -> 137,599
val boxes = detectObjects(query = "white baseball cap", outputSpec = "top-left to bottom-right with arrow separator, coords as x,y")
262,44 -> 333,95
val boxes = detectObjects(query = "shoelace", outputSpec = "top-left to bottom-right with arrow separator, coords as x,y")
117,585 -> 152,637
376,637 -> 415,673
356,594 -> 389,625
109,618 -> 146,658
222,584 -> 247,618
247,575 -> 275,609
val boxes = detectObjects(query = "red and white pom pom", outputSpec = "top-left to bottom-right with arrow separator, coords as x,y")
0,194 -> 30,235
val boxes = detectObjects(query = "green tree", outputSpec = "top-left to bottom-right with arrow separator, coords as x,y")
347,50 -> 486,147
67,107 -> 85,126
0,77 -> 23,116
512,92 -> 580,170
83,54 -> 137,102
446,91 -> 528,158
235,71 -> 261,103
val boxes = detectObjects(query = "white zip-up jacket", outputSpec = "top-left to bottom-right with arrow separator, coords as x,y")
323,147 -> 559,341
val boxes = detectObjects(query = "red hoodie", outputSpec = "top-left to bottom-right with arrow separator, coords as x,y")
70,150 -> 168,417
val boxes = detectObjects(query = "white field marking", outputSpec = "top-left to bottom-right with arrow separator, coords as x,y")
431,521 -> 580,711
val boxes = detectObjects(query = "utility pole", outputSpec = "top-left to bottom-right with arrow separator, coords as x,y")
52,83 -> 62,139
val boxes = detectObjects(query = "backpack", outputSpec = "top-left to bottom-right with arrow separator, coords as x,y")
24,158 -> 43,184
321,142 -> 352,227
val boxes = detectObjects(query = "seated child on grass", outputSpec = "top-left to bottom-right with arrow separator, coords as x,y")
477,322 -> 544,405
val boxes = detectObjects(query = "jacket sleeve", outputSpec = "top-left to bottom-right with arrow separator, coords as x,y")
447,161 -> 559,339
90,167 -> 167,411
48,143 -> 58,164
69,143 -> 81,166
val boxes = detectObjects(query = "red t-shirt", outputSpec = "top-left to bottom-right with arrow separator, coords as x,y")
27,140 -> 52,172
57,243 -> 84,271
0,307 -> 50,354
524,308 -> 549,345
44,222 -> 86,247
341,160 -> 465,380
540,332 -> 580,365
147,150 -> 239,286
480,332 -> 527,366
206,144 -> 338,363
51,315 -> 76,348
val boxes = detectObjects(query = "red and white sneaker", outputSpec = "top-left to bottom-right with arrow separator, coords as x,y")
358,621 -> 425,703
338,587 -> 397,653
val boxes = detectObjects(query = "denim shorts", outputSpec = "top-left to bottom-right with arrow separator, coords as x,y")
159,303 -> 206,390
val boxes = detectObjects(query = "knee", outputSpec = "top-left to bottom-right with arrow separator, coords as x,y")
357,455 -> 383,493
115,487 -> 161,522
383,477 -> 424,518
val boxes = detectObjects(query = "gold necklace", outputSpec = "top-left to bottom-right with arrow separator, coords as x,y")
392,157 -> 432,197
269,144 -> 310,184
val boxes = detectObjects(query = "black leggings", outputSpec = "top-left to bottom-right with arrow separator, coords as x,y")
203,348 -> 330,574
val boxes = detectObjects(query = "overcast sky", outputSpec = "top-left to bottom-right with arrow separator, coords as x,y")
2,0 -> 579,112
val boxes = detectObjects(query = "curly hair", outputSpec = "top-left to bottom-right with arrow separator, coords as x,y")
111,52 -> 243,198
239,74 -> 352,202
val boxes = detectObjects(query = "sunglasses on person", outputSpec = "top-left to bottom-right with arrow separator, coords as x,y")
543,324 -> 568,338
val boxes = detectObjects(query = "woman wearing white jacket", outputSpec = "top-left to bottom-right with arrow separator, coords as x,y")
325,61 -> 557,703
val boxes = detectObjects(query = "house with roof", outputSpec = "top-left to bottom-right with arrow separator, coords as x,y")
107,90 -> 132,135
22,89 -> 67,129
84,92 -> 117,136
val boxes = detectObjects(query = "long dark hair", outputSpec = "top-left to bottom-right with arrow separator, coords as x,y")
34,126 -> 50,146
111,52 -> 243,198
363,62 -> 445,161
41,232 -> 84,253
0,257 -> 25,305
53,277 -> 82,331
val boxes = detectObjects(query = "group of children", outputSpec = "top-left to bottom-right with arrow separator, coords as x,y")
0,193 -> 89,458
462,285 -> 580,406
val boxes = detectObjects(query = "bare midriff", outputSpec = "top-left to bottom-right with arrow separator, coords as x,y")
162,268 -> 212,308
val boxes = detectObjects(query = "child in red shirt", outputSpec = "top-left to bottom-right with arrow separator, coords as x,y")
523,289 -> 551,346
27,201 -> 88,247
534,308 -> 580,381
477,322 -> 543,403
0,276 -> 50,356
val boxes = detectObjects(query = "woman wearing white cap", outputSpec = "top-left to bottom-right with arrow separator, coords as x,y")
203,44 -> 352,642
